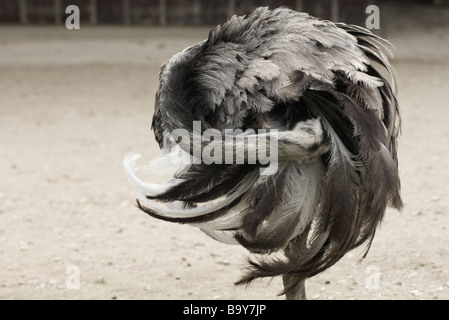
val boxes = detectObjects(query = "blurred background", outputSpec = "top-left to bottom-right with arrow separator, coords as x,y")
0,0 -> 379,25
1,0 -> 448,300
0,0 -> 448,26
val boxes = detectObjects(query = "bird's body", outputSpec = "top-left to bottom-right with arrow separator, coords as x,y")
124,7 -> 402,299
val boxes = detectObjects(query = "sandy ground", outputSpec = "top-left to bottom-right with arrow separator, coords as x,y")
1,3 -> 449,300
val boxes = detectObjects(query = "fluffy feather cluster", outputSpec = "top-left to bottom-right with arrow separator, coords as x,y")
124,7 -> 402,294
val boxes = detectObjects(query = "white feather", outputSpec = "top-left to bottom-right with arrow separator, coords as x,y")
133,169 -> 259,219
123,153 -> 182,196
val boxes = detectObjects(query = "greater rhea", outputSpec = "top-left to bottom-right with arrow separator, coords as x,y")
124,7 -> 402,300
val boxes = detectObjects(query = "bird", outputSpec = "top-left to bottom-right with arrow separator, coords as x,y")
123,6 -> 402,300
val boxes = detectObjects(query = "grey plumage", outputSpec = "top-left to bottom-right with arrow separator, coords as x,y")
124,7 -> 402,299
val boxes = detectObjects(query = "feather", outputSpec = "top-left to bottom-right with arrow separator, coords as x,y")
123,153 -> 183,197
236,161 -> 323,253
239,162 -> 290,238
134,176 -> 254,224
146,163 -> 257,203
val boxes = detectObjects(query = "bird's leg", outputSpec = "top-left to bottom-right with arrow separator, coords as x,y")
283,275 -> 306,300
282,224 -> 312,300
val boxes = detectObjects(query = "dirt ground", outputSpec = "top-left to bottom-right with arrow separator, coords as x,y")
1,3 -> 448,300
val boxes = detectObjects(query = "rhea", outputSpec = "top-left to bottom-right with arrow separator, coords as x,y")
124,7 -> 402,300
